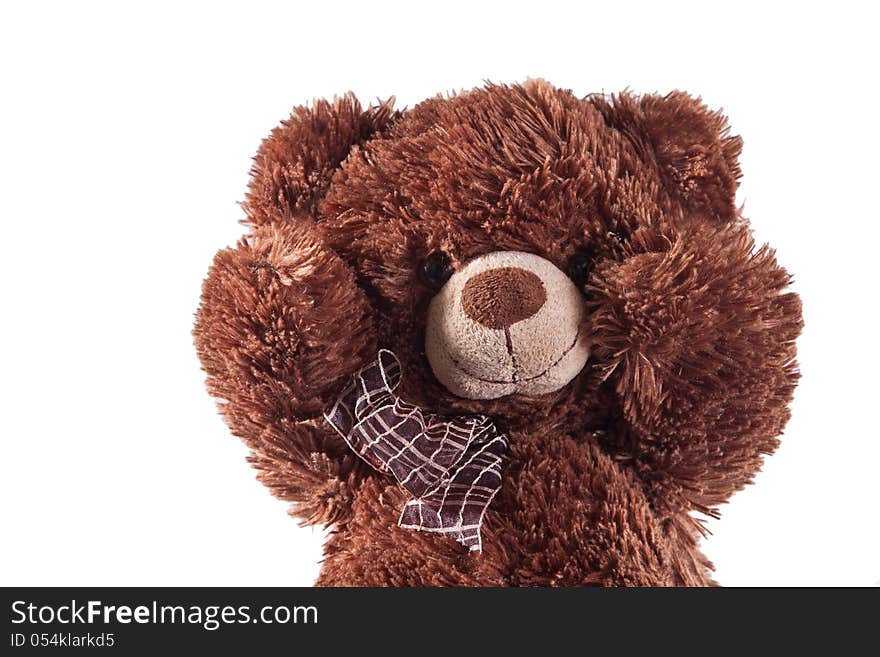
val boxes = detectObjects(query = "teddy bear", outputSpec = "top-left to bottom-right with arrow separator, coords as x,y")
194,80 -> 802,586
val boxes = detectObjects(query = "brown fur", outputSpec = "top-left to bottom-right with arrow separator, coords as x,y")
194,80 -> 802,586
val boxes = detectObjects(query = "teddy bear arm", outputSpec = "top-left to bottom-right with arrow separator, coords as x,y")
247,421 -> 369,526
590,223 -> 803,515
243,94 -> 397,228
194,221 -> 378,521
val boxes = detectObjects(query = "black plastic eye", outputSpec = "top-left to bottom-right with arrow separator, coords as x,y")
421,251 -> 453,288
566,250 -> 593,287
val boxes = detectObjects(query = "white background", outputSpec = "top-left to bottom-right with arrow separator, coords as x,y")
1,1 -> 877,587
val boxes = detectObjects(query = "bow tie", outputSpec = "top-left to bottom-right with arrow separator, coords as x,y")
323,350 -> 508,552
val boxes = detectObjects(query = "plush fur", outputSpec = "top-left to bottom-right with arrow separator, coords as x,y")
194,81 -> 802,586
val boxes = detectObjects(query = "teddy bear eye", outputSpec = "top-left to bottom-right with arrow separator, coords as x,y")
566,250 -> 593,287
421,251 -> 453,288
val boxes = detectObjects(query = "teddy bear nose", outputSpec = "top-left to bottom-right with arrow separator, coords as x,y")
460,267 -> 547,329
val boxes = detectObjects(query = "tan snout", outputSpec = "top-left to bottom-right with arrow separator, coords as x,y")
425,251 -> 589,400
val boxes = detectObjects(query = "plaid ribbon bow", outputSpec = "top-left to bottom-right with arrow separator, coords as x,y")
323,350 -> 508,552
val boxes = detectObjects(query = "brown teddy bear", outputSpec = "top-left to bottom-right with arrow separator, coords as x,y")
194,80 -> 802,586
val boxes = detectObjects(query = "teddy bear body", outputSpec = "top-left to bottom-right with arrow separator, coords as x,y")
195,81 -> 801,586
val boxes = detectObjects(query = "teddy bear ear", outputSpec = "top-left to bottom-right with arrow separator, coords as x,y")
590,91 -> 743,223
244,93 -> 399,227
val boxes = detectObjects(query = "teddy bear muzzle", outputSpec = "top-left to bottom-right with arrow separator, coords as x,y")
425,251 -> 590,400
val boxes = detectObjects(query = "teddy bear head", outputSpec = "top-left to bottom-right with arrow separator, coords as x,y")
243,80 -> 744,429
